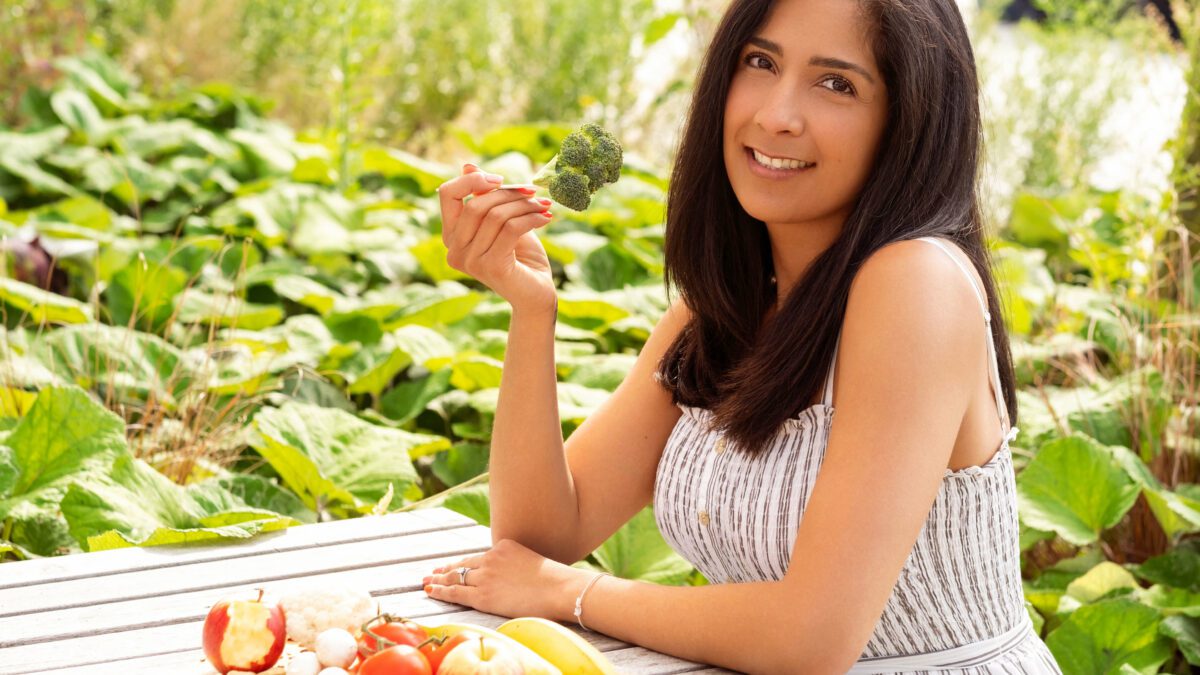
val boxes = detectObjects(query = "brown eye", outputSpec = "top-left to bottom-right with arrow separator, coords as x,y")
819,75 -> 856,96
743,52 -> 774,70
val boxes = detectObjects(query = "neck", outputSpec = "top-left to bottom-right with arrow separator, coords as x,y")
764,213 -> 844,301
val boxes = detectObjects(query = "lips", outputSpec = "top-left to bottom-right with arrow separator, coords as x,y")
744,147 -> 815,178
750,147 -> 814,170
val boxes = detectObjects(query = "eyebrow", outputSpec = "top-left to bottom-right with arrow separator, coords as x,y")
746,36 -> 877,85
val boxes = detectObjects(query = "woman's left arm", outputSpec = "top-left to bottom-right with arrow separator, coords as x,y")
425,241 -> 986,674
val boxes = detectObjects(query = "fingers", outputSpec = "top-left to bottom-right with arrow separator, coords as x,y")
464,196 -> 552,261
437,164 -> 503,244
481,210 -> 552,261
450,187 -> 540,250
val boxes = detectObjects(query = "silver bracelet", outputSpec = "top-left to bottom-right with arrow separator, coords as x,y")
574,571 -> 611,632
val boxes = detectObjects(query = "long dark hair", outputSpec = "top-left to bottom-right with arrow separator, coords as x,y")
656,0 -> 1018,455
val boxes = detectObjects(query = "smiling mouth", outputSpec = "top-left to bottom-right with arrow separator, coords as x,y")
749,148 -> 815,170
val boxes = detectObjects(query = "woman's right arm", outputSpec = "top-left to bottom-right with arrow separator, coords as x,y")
438,165 -> 686,564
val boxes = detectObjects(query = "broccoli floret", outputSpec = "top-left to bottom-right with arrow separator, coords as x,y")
546,168 -> 591,212
531,123 -> 623,211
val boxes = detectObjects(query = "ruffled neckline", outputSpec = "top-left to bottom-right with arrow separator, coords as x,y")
676,402 -> 833,433
675,404 -> 1018,480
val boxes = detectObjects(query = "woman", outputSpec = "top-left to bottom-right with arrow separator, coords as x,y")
425,0 -> 1062,672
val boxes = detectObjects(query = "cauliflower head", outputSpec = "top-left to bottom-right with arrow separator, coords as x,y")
278,584 -> 375,650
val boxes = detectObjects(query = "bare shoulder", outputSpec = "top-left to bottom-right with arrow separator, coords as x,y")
842,238 -> 986,371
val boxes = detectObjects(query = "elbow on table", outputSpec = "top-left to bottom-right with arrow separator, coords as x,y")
763,622 -> 867,674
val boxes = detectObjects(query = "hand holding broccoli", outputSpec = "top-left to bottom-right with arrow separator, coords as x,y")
531,123 -> 623,211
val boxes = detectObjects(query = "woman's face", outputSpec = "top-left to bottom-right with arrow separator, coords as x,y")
723,0 -> 888,229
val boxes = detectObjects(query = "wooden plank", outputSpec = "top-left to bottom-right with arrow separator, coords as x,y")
5,598 -> 647,672
0,525 -> 492,618
35,606 -> 737,674
1,555 -> 495,646
0,508 -> 475,590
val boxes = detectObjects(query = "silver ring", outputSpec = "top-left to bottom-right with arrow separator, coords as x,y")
457,566 -> 470,586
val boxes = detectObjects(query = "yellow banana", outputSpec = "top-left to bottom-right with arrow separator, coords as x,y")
418,621 -> 563,675
496,617 -> 618,675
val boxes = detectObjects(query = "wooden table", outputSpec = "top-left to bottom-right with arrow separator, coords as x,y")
0,507 -> 736,674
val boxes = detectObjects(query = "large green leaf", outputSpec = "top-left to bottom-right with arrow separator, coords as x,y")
589,506 -> 695,585
273,275 -> 344,315
250,402 -> 447,511
29,324 -> 195,405
178,291 -> 285,330
1016,435 -> 1140,545
1046,599 -> 1173,675
0,387 -> 126,555
341,326 -> 454,396
431,442 -> 489,488
1134,541 -> 1200,592
106,257 -> 189,331
0,386 -> 126,507
0,278 -> 93,325
383,282 -> 482,329
60,453 -> 300,551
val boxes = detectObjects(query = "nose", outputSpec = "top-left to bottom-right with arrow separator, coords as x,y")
753,83 -> 806,137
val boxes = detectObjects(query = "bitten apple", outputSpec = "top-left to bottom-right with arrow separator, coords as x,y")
203,589 -> 287,673
438,636 -> 525,674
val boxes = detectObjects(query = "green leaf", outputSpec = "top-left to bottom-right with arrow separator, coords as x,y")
49,89 -> 105,140
191,474 -> 316,524
272,275 -> 344,315
29,324 -> 194,406
1160,615 -> 1200,665
1141,585 -> 1200,617
591,506 -> 695,585
60,454 -> 299,551
106,257 -> 188,331
442,483 -> 491,526
1016,435 -> 1140,545
177,291 -> 285,330
557,292 -> 631,330
251,402 -> 448,511
383,282 -> 482,329
1046,599 -> 1173,675
1143,488 -> 1200,539
380,368 -> 453,425
448,354 -> 504,392
431,442 -> 489,488
342,326 -> 455,396
411,235 -> 470,282
643,12 -> 684,46
1134,541 -> 1200,592
361,147 -> 453,195
1008,191 -> 1069,252
0,387 -> 126,555
0,278 -> 93,325
0,386 -> 126,510
1063,562 -> 1140,605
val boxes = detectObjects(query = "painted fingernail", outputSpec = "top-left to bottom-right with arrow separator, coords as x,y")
485,173 -> 503,183
541,211 -> 553,218
424,585 -> 433,594
422,576 -> 431,584
537,198 -> 552,206
464,163 -> 479,171
517,187 -> 537,195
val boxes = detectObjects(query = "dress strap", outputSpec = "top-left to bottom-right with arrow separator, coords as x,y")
822,332 -> 841,407
914,237 -> 1011,432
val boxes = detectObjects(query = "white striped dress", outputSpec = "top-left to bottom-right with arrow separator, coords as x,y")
652,238 -> 1061,673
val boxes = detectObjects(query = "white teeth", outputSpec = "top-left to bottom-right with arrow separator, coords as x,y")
752,149 -> 811,170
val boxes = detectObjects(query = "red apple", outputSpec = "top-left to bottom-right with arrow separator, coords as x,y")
437,636 -> 525,674
202,589 -> 287,673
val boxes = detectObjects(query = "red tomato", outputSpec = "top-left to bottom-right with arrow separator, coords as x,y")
358,645 -> 431,675
358,617 -> 429,658
418,631 -> 483,673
